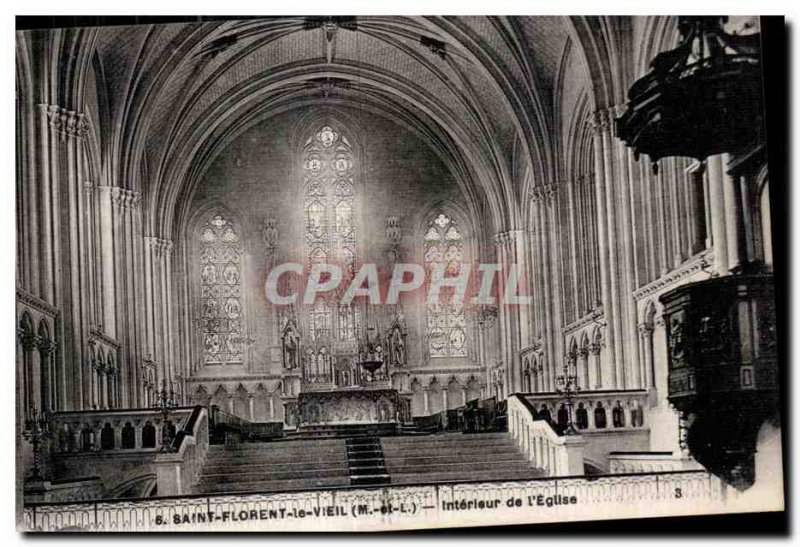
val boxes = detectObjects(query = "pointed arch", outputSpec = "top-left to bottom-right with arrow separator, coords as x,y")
189,201 -> 248,367
420,206 -> 471,359
191,384 -> 210,407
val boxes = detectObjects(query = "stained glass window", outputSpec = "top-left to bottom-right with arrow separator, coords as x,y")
424,213 -> 467,357
302,125 -> 360,341
198,213 -> 245,365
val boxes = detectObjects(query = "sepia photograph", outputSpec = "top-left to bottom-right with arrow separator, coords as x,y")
12,12 -> 787,533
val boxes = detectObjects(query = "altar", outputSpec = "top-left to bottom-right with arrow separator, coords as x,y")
297,388 -> 409,425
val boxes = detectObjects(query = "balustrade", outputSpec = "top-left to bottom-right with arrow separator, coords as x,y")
49,407 -> 196,453
507,395 -> 585,476
155,406 -> 210,496
519,389 -> 649,433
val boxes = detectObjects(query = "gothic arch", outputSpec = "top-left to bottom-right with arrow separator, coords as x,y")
411,199 -> 481,260
184,201 -> 249,370
417,205 -> 474,361
191,385 -> 211,407
18,312 -> 36,417
591,325 -> 603,344
153,63 -> 512,239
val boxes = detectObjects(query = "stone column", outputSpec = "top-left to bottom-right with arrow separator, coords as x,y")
720,153 -> 744,271
687,162 -> 709,254
248,395 -> 255,422
145,237 -> 175,386
494,233 -> 511,393
638,323 -> 655,389
111,188 -> 141,408
614,109 -> 642,389
544,186 -> 566,384
423,388 -> 430,415
35,105 -> 55,303
532,188 -> 554,391
589,342 -> 602,390
591,111 -> 616,389
99,370 -> 108,409
599,110 -> 624,388
578,347 -> 589,391
45,106 -> 90,410
565,176 -> 581,321
97,186 -> 117,338
561,435 -> 587,476
706,154 -> 730,273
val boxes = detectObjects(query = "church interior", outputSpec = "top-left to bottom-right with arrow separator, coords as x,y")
15,16 -> 780,503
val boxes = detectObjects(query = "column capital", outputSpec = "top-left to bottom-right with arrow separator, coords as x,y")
110,187 -> 141,209
44,104 -> 89,138
146,237 -> 174,256
637,322 -> 655,336
543,183 -> 557,204
18,330 -> 39,351
590,106 -> 624,136
494,229 -> 524,247
38,338 -> 57,356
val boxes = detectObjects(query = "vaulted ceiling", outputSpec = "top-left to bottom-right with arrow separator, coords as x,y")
20,16 -> 645,239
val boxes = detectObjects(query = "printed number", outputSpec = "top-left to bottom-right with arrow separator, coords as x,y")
674,488 -> 682,499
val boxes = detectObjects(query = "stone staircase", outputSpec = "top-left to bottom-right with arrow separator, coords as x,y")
288,422 -> 399,440
346,437 -> 390,486
197,438 -> 351,493
381,432 -> 546,485
195,431 -> 544,494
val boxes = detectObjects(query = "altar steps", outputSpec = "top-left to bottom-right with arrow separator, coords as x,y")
197,438 -> 350,494
346,437 -> 390,486
288,422 -> 400,440
381,432 -> 546,485
195,431 -> 544,495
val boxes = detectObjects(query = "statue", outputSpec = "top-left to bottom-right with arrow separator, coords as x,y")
388,312 -> 407,368
262,218 -> 278,253
386,216 -> 402,262
281,320 -> 301,370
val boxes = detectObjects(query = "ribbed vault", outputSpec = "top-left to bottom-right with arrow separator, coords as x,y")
76,16 -> 578,241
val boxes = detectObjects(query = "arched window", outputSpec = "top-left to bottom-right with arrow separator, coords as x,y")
197,212 -> 245,365
424,213 -> 467,357
301,124 -> 359,342
18,313 -> 36,419
37,320 -> 56,413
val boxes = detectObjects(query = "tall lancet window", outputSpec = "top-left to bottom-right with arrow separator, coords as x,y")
424,213 -> 467,357
198,213 -> 245,365
302,124 -> 359,341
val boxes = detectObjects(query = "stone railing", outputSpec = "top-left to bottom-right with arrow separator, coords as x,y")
45,407 -> 208,501
519,389 -> 650,432
507,394 -> 585,477
49,407 -> 196,453
608,452 -> 703,474
154,406 -> 209,496
519,390 -> 652,471
22,470 -> 736,532
23,477 -> 104,504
